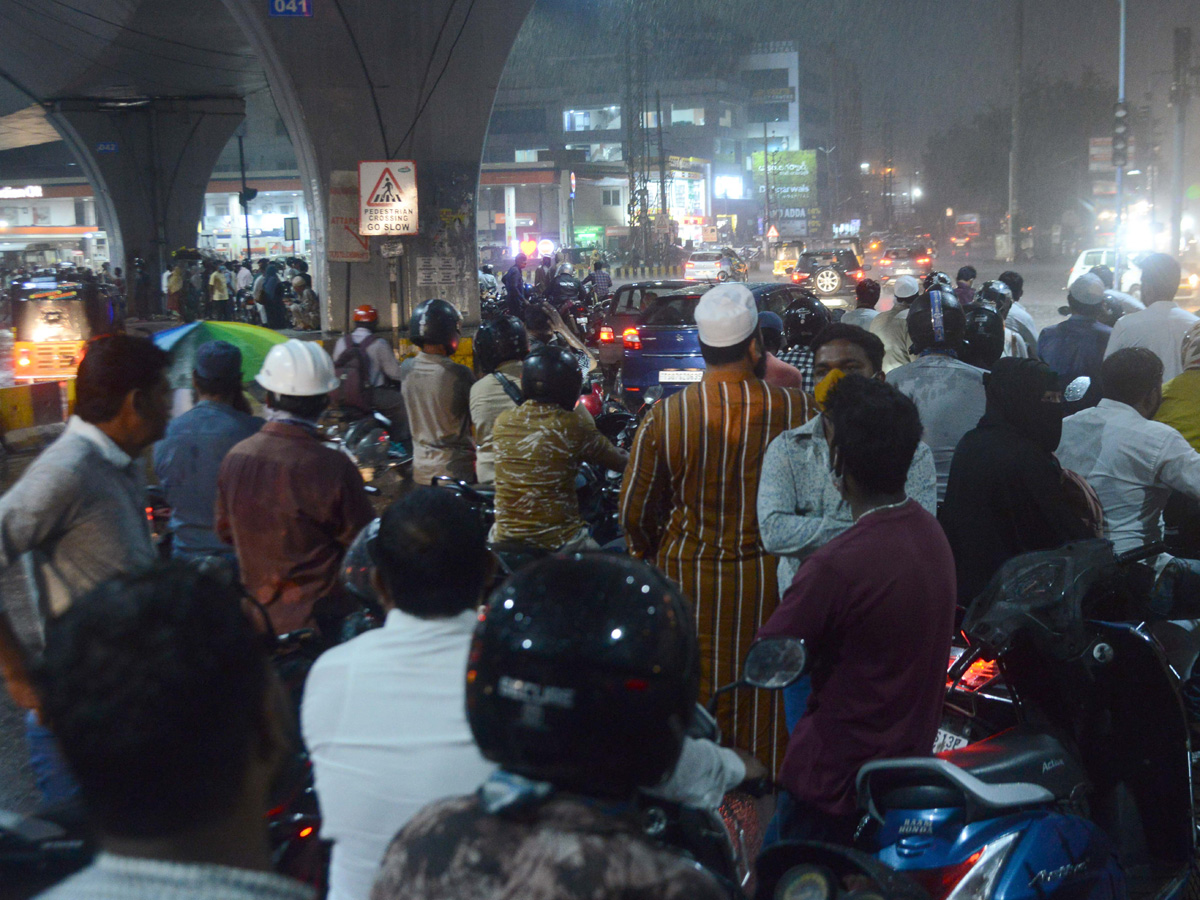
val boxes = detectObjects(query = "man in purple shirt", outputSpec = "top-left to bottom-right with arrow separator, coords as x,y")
758,373 -> 957,843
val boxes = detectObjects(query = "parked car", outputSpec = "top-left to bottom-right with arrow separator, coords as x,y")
1066,248 -> 1199,305
876,246 -> 933,283
595,280 -> 691,372
685,248 -> 748,282
788,249 -> 868,299
618,282 -> 832,407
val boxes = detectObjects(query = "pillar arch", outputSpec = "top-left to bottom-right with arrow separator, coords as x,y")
219,0 -> 537,331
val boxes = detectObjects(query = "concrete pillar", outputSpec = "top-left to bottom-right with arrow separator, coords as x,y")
504,186 -> 517,251
47,97 -> 245,317
221,0 -> 536,331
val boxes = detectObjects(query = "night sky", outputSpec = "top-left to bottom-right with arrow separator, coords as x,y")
527,0 -> 1200,176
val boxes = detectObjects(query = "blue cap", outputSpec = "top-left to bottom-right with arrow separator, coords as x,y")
758,310 -> 785,333
194,340 -> 243,381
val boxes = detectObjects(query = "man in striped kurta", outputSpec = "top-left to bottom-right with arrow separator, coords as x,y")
619,283 -> 813,771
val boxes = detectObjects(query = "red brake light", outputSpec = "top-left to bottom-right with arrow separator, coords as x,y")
852,270 -> 865,280
599,326 -> 614,342
685,261 -> 695,268
622,327 -> 642,350
791,272 -> 809,282
907,851 -> 984,900
918,257 -> 931,265
299,826 -> 314,839
880,258 -> 893,266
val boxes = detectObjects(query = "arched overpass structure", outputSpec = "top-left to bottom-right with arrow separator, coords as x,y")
0,0 -> 537,327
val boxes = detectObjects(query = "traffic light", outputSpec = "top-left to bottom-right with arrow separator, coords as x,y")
1112,101 -> 1129,168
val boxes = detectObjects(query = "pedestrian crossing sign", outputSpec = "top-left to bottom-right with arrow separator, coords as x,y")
358,160 -> 418,235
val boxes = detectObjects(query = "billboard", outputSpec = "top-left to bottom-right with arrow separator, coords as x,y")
751,150 -> 818,235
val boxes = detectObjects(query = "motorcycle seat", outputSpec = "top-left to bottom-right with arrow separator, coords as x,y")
858,727 -> 1080,822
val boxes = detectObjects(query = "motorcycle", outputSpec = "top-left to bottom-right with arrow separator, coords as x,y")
757,539 -> 1200,900
324,408 -> 412,493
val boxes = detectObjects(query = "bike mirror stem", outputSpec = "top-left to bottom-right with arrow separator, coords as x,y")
706,680 -> 743,716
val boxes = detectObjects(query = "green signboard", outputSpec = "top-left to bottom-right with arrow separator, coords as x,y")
573,225 -> 605,247
751,149 -> 818,236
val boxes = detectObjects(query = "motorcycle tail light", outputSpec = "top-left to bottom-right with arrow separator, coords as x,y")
599,326 -> 614,342
910,833 -> 1019,900
622,327 -> 641,350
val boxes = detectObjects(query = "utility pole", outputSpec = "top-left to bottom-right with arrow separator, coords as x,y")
1114,0 -> 1128,275
1006,0 -> 1024,263
762,122 -> 772,259
237,131 -> 256,261
882,120 -> 894,231
1172,27 -> 1192,256
656,90 -> 668,254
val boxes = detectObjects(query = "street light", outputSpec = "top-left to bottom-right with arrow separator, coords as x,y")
912,186 -> 924,200
860,161 -> 870,173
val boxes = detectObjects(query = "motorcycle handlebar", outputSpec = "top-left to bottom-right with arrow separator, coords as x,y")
1115,542 -> 1166,566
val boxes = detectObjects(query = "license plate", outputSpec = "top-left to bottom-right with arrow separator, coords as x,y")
933,728 -> 969,753
659,369 -> 704,383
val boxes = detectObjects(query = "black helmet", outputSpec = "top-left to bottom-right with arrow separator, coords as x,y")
481,263 -> 494,275
908,289 -> 967,353
960,304 -> 1006,370
466,554 -> 699,798
474,315 -> 529,374
783,290 -> 832,349
975,280 -> 1014,319
521,346 -> 582,410
410,298 -> 462,348
923,271 -> 954,292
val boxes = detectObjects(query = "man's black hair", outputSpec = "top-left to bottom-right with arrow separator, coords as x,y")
74,334 -> 170,425
194,371 -> 243,401
267,391 -> 328,419
1067,295 -> 1104,318
957,265 -> 977,283
1101,347 -> 1163,407
811,323 -> 885,373
700,331 -> 758,366
998,271 -> 1024,301
36,563 -> 271,838
824,374 -> 922,495
855,278 -> 882,309
374,489 -> 489,618
525,305 -> 552,335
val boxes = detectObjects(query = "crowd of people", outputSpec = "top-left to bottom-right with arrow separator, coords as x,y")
2,249 -> 1200,899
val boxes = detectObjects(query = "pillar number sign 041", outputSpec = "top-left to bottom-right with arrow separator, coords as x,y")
269,0 -> 311,15
359,161 -> 418,236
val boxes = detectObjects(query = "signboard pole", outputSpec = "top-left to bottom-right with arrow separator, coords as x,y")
388,255 -> 400,350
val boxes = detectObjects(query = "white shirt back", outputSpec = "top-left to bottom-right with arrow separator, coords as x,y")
301,608 -> 494,900
1104,301 -> 1199,382
1057,398 -> 1200,553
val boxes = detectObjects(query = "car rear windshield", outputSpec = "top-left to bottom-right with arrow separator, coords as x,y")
885,248 -> 910,258
690,252 -> 722,262
641,293 -> 705,326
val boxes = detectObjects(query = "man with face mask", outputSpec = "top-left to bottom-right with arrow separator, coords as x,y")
940,358 -> 1098,606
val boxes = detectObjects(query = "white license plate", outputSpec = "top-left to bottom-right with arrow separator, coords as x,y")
933,728 -> 969,753
659,369 -> 704,384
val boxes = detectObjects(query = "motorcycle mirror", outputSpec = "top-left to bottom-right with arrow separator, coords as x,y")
644,385 -> 664,405
742,637 -> 808,690
1064,376 -> 1091,403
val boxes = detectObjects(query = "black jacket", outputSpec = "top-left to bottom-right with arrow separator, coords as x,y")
940,413 -> 1094,606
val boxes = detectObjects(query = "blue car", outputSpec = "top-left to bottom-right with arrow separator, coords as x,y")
618,282 -> 822,408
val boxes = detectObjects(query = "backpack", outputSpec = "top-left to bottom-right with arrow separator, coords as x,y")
332,334 -> 380,413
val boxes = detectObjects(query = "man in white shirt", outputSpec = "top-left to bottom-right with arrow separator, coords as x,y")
870,275 -> 920,372
301,489 -> 497,900
1104,253 -> 1197,382
1057,347 -> 1200,555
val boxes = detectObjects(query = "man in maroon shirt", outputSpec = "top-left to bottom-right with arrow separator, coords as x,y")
217,340 -> 374,637
758,373 -> 956,843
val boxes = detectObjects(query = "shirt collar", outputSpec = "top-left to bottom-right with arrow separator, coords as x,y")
67,416 -> 135,468
1096,398 -> 1142,416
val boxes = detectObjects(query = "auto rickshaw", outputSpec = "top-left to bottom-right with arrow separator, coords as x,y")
11,278 -> 98,381
772,240 -> 807,277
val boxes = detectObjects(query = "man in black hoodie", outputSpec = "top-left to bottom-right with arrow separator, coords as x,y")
940,358 -> 1096,606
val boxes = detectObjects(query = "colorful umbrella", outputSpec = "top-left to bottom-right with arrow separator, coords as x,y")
152,321 -> 290,389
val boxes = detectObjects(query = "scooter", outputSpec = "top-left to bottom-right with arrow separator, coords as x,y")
756,539 -> 1200,900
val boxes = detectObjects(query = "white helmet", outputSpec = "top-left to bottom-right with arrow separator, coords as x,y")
255,339 -> 340,396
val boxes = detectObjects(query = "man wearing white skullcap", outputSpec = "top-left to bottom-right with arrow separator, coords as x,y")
619,282 -> 813,769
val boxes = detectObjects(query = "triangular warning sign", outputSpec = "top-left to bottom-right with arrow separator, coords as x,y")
366,167 -> 404,206
766,225 -> 779,239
